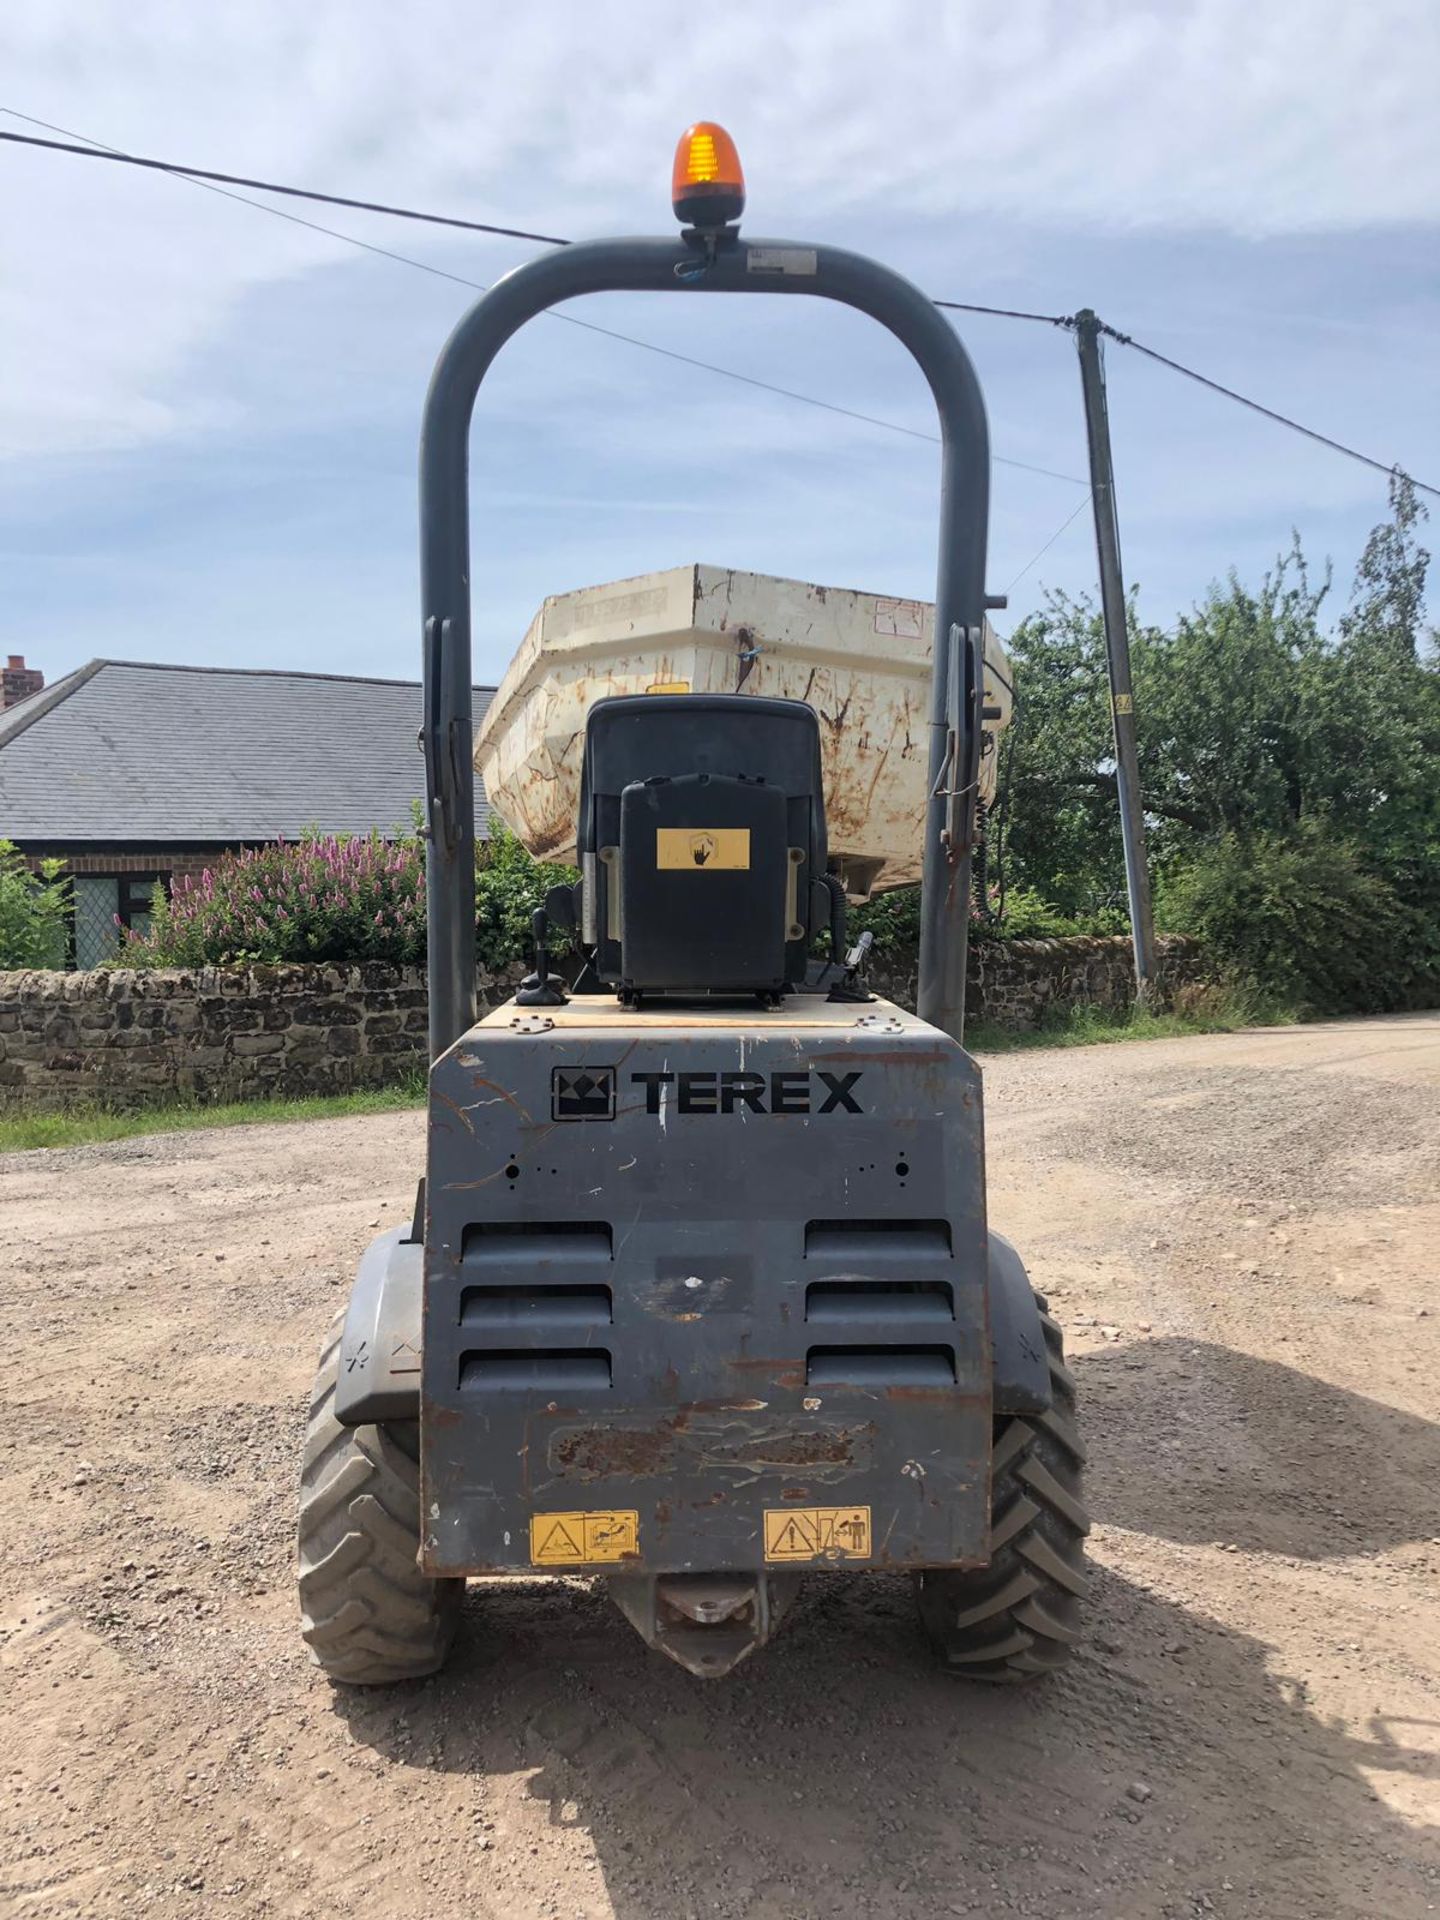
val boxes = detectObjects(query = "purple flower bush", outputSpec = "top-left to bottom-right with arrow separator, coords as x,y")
122,833 -> 427,967
120,827 -> 575,971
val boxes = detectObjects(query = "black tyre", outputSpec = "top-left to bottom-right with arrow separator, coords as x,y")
917,1294 -> 1089,1682
297,1314 -> 463,1685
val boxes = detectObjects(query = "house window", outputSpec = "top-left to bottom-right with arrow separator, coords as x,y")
71,873 -> 163,969
119,875 -> 160,942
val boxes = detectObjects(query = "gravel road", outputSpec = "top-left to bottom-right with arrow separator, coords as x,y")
2,1014 -> 1437,1920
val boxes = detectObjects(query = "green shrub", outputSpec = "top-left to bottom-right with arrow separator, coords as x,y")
475,829 -> 577,973
849,884 -> 921,956
1157,825 -> 1414,1014
850,879 -> 1123,952
0,840 -> 69,969
984,884 -> 1124,940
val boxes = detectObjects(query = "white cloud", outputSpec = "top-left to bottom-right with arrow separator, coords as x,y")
1,0 -> 1436,458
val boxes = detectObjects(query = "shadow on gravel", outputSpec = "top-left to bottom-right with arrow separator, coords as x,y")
1075,1338 -> 1440,1559
334,1559 -> 1439,1920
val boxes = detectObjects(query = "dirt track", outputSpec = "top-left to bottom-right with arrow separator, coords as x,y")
2,1014 -> 1438,1920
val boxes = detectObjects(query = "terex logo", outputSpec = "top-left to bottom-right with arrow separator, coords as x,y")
631,1070 -> 863,1116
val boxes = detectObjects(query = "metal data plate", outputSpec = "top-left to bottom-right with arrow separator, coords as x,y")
420,994 -> 992,1577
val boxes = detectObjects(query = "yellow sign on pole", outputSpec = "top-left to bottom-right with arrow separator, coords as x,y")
529,1510 -> 640,1566
763,1506 -> 872,1563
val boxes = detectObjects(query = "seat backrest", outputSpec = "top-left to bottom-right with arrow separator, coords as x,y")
577,694 -> 828,994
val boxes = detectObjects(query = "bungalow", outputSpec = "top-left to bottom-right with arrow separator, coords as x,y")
0,658 -> 495,966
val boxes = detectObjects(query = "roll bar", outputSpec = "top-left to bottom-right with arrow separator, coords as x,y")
419,233 -> 991,1058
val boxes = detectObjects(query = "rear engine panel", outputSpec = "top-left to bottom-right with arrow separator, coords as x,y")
420,994 -> 992,1577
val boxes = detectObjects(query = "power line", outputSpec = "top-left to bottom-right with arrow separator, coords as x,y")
0,124 -> 572,248
1,123 -> 1081,328
1004,493 -> 1094,594
5,110 -> 1435,499
0,110 -> 517,293
934,297 -> 1068,327
1094,320 -> 1439,500
0,109 -> 1084,487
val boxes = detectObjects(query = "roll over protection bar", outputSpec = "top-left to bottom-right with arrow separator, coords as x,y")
418,233 -> 991,1058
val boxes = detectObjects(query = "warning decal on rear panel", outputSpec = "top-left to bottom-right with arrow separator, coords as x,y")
530,1510 -> 639,1566
763,1506 -> 871,1562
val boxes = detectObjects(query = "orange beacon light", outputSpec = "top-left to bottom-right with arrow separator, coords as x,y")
671,122 -> 746,228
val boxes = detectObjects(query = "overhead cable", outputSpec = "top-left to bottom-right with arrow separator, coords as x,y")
4,111 -> 1433,496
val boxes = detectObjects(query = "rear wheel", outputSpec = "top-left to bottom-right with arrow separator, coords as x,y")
917,1294 -> 1089,1681
297,1313 -> 463,1685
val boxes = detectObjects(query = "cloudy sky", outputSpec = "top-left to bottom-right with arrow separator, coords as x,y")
3,1 -> 1437,692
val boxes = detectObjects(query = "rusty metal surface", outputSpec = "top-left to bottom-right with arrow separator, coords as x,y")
420,991 -> 993,1578
546,1414 -> 876,1483
473,564 -> 1012,893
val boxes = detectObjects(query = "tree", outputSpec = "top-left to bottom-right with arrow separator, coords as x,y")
996,483 -> 1439,1008
998,594 -> 1124,919
1343,471 -> 1432,661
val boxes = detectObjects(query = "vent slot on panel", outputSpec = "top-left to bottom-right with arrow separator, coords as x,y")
805,1280 -> 954,1322
461,1221 -> 613,1265
459,1349 -> 612,1392
804,1219 -> 951,1262
460,1284 -> 612,1329
806,1345 -> 956,1387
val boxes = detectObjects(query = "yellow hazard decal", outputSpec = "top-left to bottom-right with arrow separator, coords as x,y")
646,679 -> 692,695
764,1506 -> 872,1563
530,1510 -> 640,1566
656,827 -> 751,871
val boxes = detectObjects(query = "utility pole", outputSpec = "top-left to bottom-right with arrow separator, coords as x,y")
1073,309 -> 1157,1002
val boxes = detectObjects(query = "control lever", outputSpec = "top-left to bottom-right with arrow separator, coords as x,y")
828,926 -> 876,1004
515,906 -> 569,1008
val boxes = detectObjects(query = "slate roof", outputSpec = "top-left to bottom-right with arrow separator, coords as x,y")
0,660 -> 495,846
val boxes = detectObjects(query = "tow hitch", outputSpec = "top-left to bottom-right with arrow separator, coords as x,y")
607,1572 -> 803,1678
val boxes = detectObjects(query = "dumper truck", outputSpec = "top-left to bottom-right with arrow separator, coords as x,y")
296,121 -> 1087,1683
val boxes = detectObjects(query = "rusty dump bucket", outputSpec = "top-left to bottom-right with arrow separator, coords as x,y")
474,563 -> 1012,897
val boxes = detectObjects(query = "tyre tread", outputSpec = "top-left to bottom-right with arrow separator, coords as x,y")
296,1313 -> 461,1686
918,1295 -> 1089,1683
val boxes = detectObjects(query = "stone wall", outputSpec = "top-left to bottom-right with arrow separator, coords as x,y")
0,962 -> 521,1111
0,936 -> 1206,1111
870,932 -> 1209,1030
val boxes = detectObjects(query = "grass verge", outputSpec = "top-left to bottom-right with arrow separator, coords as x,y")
966,987 -> 1298,1053
0,1079 -> 426,1153
2,990 -> 1296,1149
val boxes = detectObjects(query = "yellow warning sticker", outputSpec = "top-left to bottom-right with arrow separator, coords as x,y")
646,680 -> 692,695
529,1510 -> 640,1566
763,1506 -> 872,1563
656,827 -> 751,872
